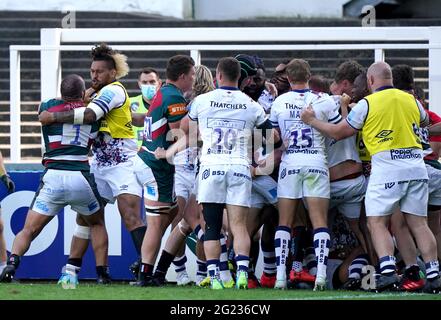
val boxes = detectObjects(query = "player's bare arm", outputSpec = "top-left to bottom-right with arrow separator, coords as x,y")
153,116 -> 190,161
38,108 -> 97,125
301,105 -> 357,141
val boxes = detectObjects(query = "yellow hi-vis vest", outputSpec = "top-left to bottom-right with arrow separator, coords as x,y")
356,131 -> 371,161
98,81 -> 134,138
362,87 -> 422,156
129,94 -> 149,147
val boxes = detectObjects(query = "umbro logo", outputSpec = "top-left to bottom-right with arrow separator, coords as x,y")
375,130 -> 393,139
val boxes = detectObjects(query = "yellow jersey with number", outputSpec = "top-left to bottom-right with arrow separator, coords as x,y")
98,81 -> 134,138
362,88 -> 422,156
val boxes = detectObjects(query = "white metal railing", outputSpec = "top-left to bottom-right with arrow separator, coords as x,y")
8,26 -> 441,162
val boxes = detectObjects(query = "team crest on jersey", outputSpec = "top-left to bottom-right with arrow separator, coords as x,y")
131,102 -> 139,112
202,169 -> 210,180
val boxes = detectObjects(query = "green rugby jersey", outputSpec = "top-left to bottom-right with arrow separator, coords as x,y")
138,83 -> 187,169
39,98 -> 99,171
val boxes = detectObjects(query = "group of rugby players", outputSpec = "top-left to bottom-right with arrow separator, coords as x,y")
1,43 -> 440,294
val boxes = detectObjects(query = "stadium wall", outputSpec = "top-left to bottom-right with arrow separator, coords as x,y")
0,0 -> 193,19
194,0 -> 349,19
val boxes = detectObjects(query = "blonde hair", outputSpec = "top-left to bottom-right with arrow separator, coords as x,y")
112,52 -> 130,79
192,65 -> 215,97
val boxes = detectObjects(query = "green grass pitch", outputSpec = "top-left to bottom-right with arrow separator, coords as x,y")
0,281 -> 440,300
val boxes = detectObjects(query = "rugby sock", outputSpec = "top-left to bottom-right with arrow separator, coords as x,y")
275,226 -> 291,280
0,261 -> 6,274
219,233 -> 233,282
235,255 -> 250,272
173,254 -> 187,274
348,254 -> 369,279
139,263 -> 154,279
130,226 -> 147,255
196,259 -> 207,278
96,265 -> 110,277
291,226 -> 306,272
425,260 -> 440,280
313,228 -> 330,280
66,258 -> 82,274
379,255 -> 396,275
207,259 -> 220,278
154,250 -> 175,279
194,224 -> 204,241
7,254 -> 20,268
261,238 -> 276,275
248,239 -> 260,277
305,247 -> 317,275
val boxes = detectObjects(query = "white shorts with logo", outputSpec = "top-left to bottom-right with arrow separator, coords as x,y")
197,164 -> 252,207
250,175 -> 278,209
330,174 -> 367,219
426,164 -> 441,206
31,169 -> 102,216
91,158 -> 142,204
365,179 -> 428,217
175,165 -> 196,201
277,165 -> 330,199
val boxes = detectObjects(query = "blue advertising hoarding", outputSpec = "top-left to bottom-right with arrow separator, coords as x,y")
1,171 -> 141,280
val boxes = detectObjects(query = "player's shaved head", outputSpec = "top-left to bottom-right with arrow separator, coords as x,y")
366,61 -> 393,91
61,74 -> 85,101
367,62 -> 393,81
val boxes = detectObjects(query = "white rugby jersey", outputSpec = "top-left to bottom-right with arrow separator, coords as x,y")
326,95 -> 361,168
188,87 -> 266,166
269,89 -> 341,168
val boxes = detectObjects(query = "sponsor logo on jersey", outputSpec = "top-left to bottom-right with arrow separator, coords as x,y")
209,101 -> 247,109
98,89 -> 115,104
35,200 -> 50,213
284,103 -> 302,110
287,169 -> 300,175
286,149 -> 319,155
280,168 -> 287,179
390,148 -> 422,160
147,185 -> 157,197
88,201 -> 99,212
375,130 -> 393,143
385,182 -> 395,189
168,103 -> 187,116
308,168 -> 328,176
202,169 -> 210,180
233,172 -> 251,181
